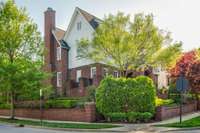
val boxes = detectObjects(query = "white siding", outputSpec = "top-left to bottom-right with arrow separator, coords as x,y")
64,12 -> 94,69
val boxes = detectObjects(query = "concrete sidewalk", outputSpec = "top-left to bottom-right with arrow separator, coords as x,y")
152,111 -> 200,125
140,111 -> 200,133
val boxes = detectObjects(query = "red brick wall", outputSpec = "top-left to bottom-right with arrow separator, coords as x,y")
155,101 -> 197,121
0,103 -> 96,122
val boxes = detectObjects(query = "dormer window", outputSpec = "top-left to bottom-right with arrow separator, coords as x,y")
57,46 -> 61,61
77,21 -> 81,31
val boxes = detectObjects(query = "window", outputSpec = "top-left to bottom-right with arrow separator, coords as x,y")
76,70 -> 81,82
77,21 -> 82,31
57,47 -> 61,61
57,72 -> 62,87
103,68 -> 109,77
113,71 -> 119,78
90,67 -> 96,78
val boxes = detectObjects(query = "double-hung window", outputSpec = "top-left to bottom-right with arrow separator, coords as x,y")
57,46 -> 61,61
57,72 -> 62,87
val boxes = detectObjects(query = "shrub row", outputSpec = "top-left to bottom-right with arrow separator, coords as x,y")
0,103 -> 11,109
13,99 -> 79,109
107,112 -> 153,123
44,99 -> 78,109
96,76 -> 156,116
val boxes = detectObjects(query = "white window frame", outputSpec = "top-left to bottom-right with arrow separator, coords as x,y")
57,72 -> 62,87
76,70 -> 82,82
57,46 -> 61,61
113,71 -> 119,78
90,67 -> 96,78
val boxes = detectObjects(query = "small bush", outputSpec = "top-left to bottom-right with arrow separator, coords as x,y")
0,103 -> 11,109
45,100 -> 77,109
127,112 -> 138,122
155,97 -> 174,107
107,112 -> 127,122
138,112 -> 153,122
127,112 -> 153,123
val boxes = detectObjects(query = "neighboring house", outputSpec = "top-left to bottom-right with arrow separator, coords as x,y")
44,7 -> 169,97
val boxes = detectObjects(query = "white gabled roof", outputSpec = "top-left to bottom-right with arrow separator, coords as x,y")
63,7 -> 102,40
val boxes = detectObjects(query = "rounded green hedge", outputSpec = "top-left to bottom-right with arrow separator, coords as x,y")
96,76 -> 156,116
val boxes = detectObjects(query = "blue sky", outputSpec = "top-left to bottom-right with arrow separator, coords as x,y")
1,0 -> 200,51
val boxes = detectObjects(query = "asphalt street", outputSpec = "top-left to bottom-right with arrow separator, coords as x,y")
1,123 -> 200,133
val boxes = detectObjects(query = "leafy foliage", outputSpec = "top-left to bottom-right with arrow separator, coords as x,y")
187,61 -> 200,93
0,103 -> 11,109
155,97 -> 174,107
0,0 -> 50,119
96,76 -> 156,116
170,50 -> 198,77
78,12 -> 182,76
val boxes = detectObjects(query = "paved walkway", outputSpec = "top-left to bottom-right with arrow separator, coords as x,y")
139,111 -> 200,133
152,111 -> 200,125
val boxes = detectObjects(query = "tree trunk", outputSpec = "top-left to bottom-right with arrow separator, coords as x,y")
10,92 -> 15,120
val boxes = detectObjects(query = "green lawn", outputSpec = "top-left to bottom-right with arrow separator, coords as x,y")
158,116 -> 200,128
0,118 -> 120,129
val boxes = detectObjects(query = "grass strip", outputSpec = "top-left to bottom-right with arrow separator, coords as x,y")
156,116 -> 200,128
0,118 -> 120,129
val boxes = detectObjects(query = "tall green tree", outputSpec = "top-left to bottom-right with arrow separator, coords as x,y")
78,12 -> 182,76
0,0 -> 50,119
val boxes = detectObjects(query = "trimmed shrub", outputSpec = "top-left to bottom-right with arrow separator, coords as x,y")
127,112 -> 153,123
96,76 -> 156,116
137,112 -> 153,122
108,112 -> 153,123
107,112 -> 127,122
127,112 -> 138,123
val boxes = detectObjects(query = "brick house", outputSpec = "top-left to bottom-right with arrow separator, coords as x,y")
44,7 -> 169,97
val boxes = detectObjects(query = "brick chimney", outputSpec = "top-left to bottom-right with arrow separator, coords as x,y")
43,7 -> 57,94
44,7 -> 56,72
